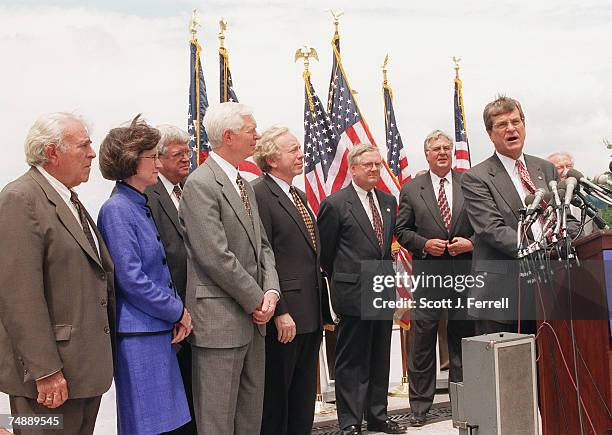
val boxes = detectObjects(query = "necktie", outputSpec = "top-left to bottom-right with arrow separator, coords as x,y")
172,184 -> 182,201
289,186 -> 317,249
69,190 -> 99,258
236,173 -> 253,220
516,160 -> 537,195
438,178 -> 452,231
367,191 -> 384,249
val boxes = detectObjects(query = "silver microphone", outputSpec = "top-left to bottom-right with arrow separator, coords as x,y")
549,180 -> 562,208
563,177 -> 577,206
525,188 -> 546,215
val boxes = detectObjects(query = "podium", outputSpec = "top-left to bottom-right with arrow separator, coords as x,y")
537,230 -> 612,434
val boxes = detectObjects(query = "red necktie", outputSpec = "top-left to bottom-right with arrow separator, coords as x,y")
438,178 -> 452,231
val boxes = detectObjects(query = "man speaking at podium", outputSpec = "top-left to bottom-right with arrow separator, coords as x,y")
461,96 -> 579,335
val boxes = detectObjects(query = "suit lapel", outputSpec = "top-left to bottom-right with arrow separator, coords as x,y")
488,154 -> 523,221
264,175 -> 316,252
207,159 -> 258,252
450,170 -> 463,232
153,179 -> 182,239
525,154 -> 548,191
29,168 -> 103,268
420,172 -> 448,233
348,184 -> 381,253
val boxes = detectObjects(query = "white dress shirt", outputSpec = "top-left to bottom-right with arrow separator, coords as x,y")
495,151 -> 543,241
36,165 -> 100,254
159,173 -> 180,210
429,170 -> 453,213
352,182 -> 383,231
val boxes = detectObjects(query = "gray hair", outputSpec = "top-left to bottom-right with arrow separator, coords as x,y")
347,143 -> 380,166
203,102 -> 253,149
24,112 -> 89,166
156,124 -> 190,155
253,126 -> 290,173
547,152 -> 574,163
423,129 -> 453,152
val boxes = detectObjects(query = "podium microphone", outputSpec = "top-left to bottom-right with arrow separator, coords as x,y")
566,168 -> 612,197
525,188 -> 546,215
563,177 -> 577,206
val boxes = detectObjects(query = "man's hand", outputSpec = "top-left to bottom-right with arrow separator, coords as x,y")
180,308 -> 192,331
447,237 -> 473,256
424,239 -> 448,256
171,323 -> 190,344
274,313 -> 296,344
36,371 -> 68,409
252,292 -> 278,324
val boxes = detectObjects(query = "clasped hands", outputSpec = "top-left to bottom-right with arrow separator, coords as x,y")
424,237 -> 473,257
172,308 -> 192,344
251,292 -> 278,325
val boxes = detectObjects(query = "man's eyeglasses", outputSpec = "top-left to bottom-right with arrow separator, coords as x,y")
492,119 -> 523,131
166,150 -> 193,159
358,162 -> 383,169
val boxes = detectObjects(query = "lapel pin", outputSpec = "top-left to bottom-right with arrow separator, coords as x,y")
538,175 -> 543,180
386,208 -> 390,213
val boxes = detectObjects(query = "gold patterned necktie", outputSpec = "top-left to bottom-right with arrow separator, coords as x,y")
289,186 -> 317,249
367,190 -> 384,249
69,190 -> 99,258
438,178 -> 452,231
236,173 -> 253,220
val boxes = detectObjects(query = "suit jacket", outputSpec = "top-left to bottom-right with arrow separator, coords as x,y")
461,153 -> 579,321
179,157 -> 280,348
0,167 -> 115,399
317,183 -> 397,317
145,178 -> 187,301
395,170 -> 474,304
252,174 -> 322,334
98,182 -> 184,334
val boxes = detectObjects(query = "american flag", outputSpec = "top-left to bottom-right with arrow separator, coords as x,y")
453,74 -> 471,170
188,37 -> 210,171
327,35 -> 401,200
383,82 -> 411,185
219,44 -> 261,180
302,71 -> 345,214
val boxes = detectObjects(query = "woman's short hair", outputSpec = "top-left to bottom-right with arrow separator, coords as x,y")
99,114 -> 160,181
253,126 -> 290,173
24,112 -> 88,166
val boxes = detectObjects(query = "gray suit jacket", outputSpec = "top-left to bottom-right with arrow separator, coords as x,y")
179,157 -> 279,348
0,168 -> 115,398
461,153 -> 578,321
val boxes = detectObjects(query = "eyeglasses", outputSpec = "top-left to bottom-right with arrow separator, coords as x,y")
358,162 -> 382,169
166,150 -> 193,159
427,145 -> 453,153
492,118 -> 523,131
139,154 -> 160,161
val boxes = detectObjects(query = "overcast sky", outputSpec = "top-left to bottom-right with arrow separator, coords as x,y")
1,0 -> 610,216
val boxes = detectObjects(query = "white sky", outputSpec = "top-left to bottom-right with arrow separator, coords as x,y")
1,0 -> 611,217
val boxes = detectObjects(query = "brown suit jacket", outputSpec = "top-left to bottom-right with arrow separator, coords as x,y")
0,167 -> 115,399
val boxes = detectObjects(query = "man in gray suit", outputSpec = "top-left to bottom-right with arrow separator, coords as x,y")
179,102 -> 280,435
461,96 -> 579,334
0,113 -> 115,434
145,125 -> 196,435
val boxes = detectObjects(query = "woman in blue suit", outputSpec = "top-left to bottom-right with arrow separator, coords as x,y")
97,115 -> 192,434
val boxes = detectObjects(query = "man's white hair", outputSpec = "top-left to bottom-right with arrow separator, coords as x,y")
203,102 -> 253,149
24,112 -> 89,166
156,124 -> 190,155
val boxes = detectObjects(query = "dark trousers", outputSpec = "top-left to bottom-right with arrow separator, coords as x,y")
407,317 -> 473,415
261,327 -> 322,435
9,395 -> 102,435
334,316 -> 393,430
163,342 -> 197,434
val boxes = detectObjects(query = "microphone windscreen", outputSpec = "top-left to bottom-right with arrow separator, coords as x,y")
595,174 -> 609,185
609,161 -> 612,172
525,194 -> 535,205
558,180 -> 567,190
566,168 -> 583,180
557,189 -> 565,199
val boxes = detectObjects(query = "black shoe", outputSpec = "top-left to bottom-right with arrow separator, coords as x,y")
407,413 -> 426,427
367,418 -> 407,434
342,424 -> 362,435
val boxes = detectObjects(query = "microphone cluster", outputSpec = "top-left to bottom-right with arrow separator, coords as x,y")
516,168 -> 609,284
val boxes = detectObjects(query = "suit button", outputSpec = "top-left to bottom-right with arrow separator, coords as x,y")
104,326 -> 110,334
100,273 -> 106,281
162,258 -> 167,265
24,369 -> 28,375
101,299 -> 107,307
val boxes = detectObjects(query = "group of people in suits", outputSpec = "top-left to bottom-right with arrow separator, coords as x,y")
0,95 -> 583,435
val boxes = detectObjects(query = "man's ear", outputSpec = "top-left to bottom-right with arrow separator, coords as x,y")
222,128 -> 233,145
266,155 -> 277,170
43,143 -> 60,166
